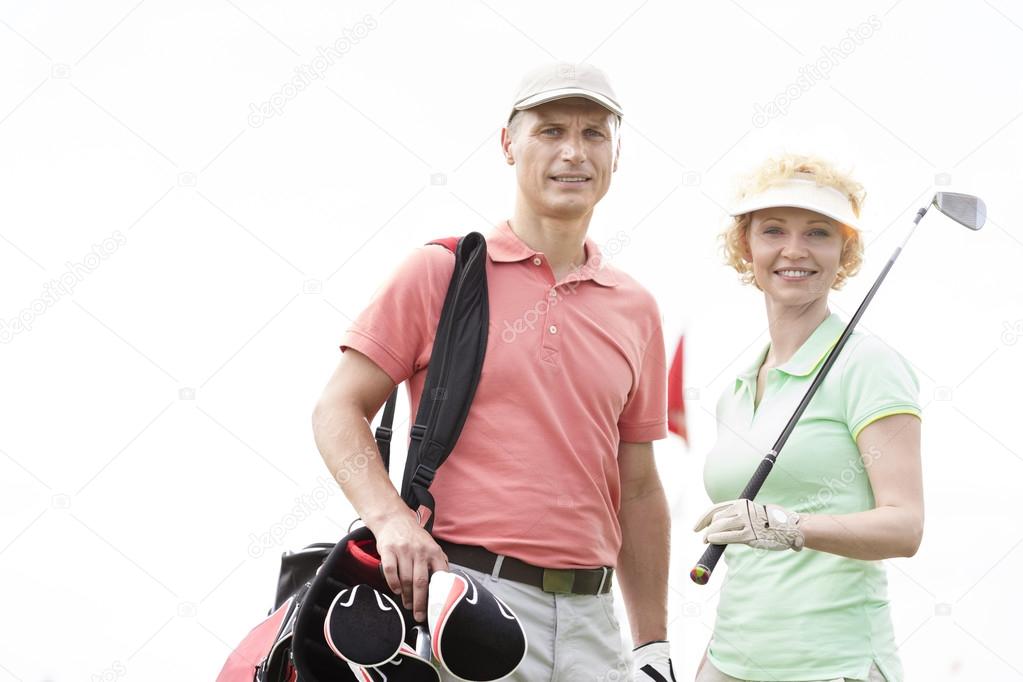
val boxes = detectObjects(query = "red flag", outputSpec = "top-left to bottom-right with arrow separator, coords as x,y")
667,335 -> 687,444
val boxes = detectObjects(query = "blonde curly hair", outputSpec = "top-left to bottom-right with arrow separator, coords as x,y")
722,154 -> 865,290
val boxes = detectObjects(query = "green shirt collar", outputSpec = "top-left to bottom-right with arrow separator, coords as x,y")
736,313 -> 846,391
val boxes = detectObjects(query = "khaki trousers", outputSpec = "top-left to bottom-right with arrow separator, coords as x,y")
438,562 -> 629,682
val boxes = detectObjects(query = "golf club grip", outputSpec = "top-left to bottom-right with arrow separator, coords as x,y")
738,455 -> 776,500
689,456 -> 775,584
691,543 -> 726,584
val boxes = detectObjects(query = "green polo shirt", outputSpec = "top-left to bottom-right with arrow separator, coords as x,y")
703,313 -> 920,682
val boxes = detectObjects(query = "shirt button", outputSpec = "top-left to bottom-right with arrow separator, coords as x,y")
532,257 -> 542,266
549,289 -> 558,298
548,324 -> 558,334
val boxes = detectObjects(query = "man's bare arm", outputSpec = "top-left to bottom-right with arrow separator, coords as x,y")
616,440 -> 670,645
311,348 -> 447,622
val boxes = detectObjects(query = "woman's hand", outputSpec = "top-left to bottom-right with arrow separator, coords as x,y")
693,499 -> 804,551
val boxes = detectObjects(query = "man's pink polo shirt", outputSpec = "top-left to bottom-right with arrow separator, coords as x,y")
340,220 -> 667,568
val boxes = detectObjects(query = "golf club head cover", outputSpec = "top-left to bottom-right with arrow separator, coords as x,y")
427,569 -> 527,681
345,641 -> 441,682
324,584 -> 405,667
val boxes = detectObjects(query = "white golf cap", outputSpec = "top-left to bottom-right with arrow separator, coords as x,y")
729,173 -> 862,231
508,62 -> 623,123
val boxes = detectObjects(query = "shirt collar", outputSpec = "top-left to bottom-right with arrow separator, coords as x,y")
485,220 -> 618,287
735,344 -> 768,392
735,313 -> 846,391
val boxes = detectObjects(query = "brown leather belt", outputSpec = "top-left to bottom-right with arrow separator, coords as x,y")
436,540 -> 613,595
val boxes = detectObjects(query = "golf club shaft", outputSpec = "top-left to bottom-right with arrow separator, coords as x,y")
690,210 -> 926,585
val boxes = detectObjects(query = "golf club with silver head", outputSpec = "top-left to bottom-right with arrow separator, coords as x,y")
691,191 -> 986,585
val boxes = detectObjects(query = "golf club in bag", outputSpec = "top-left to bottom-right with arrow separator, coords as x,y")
690,191 -> 987,585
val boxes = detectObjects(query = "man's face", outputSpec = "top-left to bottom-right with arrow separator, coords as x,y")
501,98 -> 619,221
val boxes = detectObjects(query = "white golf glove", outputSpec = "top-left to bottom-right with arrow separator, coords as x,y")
632,640 -> 676,681
693,499 -> 804,551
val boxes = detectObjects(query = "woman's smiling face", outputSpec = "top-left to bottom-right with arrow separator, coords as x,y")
745,206 -> 845,307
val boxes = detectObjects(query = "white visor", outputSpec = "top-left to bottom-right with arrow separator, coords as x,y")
729,175 -> 861,231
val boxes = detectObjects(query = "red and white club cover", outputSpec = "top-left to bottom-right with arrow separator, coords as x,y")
427,569 -> 527,681
324,584 -> 405,667
345,641 -> 440,682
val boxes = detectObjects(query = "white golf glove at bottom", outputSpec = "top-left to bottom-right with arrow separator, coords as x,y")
694,499 -> 804,551
633,640 -> 676,681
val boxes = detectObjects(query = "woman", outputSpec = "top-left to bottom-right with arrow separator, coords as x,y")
694,155 -> 922,682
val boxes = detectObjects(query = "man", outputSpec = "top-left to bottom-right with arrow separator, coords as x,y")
312,62 -> 675,680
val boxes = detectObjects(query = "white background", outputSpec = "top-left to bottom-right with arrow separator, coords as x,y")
2,1 -> 1021,680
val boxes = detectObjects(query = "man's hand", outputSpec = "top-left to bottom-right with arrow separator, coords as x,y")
371,508 -> 449,623
314,349 -> 449,622
632,640 -> 676,681
693,499 -> 804,551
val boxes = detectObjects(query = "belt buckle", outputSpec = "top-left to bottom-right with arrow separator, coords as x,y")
542,568 -> 575,594
597,566 -> 610,594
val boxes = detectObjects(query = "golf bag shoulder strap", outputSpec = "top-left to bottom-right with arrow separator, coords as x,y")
371,235 -> 475,464
428,236 -> 461,252
400,232 -> 488,518
369,233 -> 489,529
373,388 -> 397,470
